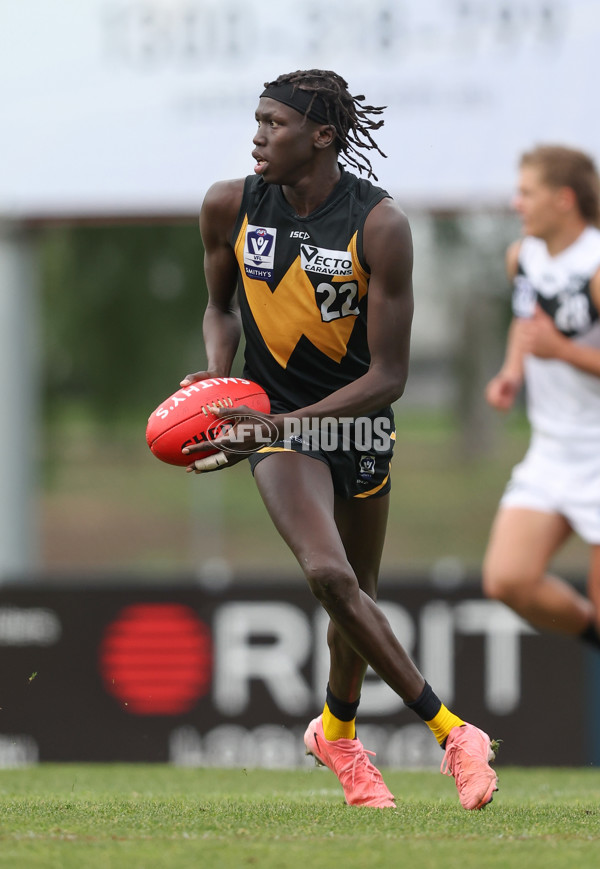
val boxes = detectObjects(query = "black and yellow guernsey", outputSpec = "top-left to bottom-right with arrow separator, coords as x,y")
231,167 -> 390,414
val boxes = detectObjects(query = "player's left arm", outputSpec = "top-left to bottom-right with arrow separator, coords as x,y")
277,197 -> 413,422
361,197 -> 414,402
521,267 -> 600,377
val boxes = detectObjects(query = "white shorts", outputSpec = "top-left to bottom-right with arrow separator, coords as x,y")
500,432 -> 600,544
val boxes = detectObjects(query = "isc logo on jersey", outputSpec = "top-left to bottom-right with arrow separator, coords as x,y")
301,244 -> 354,277
244,225 -> 277,280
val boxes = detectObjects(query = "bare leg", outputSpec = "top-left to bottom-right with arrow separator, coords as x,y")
254,452 -> 425,702
326,494 -> 389,702
483,507 -> 594,634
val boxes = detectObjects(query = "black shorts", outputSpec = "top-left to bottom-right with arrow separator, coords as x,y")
248,413 -> 395,500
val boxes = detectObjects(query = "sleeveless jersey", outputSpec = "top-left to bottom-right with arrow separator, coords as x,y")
512,226 -> 600,440
231,168 -> 390,413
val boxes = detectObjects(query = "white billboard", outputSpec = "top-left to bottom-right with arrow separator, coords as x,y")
0,0 -> 597,217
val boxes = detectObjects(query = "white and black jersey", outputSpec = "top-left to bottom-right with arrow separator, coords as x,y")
512,227 -> 600,440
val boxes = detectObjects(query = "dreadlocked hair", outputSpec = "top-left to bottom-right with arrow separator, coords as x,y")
263,69 -> 386,180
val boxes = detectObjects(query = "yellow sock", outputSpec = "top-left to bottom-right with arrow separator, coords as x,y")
425,704 -> 465,746
322,702 -> 356,741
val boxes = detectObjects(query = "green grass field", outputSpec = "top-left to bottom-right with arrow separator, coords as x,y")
1,765 -> 599,868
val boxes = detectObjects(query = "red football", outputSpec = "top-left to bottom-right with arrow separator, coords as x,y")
146,377 -> 271,466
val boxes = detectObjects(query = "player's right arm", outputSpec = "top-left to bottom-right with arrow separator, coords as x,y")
181,179 -> 244,386
485,240 -> 526,411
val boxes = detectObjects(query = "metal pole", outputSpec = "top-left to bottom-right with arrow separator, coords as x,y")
0,221 -> 39,581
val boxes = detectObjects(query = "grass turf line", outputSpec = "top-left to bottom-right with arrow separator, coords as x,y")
1,765 -> 600,868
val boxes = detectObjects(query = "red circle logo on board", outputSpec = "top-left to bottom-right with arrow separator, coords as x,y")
99,603 -> 212,715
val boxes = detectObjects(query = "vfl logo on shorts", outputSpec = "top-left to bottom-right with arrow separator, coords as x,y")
301,244 -> 353,277
244,225 -> 277,280
358,455 -> 376,482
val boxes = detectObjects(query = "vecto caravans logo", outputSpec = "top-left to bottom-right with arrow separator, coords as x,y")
300,244 -> 353,276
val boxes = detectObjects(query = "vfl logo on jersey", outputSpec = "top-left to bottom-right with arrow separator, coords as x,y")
244,225 -> 277,280
301,244 -> 353,277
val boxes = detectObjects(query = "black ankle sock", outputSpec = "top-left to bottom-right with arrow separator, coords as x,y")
580,623 -> 600,651
326,683 -> 360,721
405,681 -> 442,722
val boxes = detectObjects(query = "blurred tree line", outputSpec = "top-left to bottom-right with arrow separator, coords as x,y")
40,222 -> 211,427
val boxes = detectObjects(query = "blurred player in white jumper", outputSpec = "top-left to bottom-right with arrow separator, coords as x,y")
484,145 -> 600,653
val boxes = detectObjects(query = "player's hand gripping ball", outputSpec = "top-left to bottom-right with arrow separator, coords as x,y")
146,377 -> 270,467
